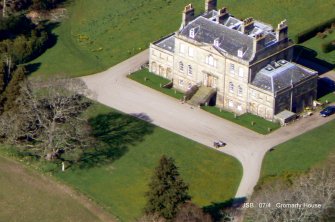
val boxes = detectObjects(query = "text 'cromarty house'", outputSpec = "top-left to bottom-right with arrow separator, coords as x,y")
149,0 -> 318,121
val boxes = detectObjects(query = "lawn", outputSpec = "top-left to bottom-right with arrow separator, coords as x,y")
55,103 -> 242,222
0,155 -> 101,222
30,0 -> 335,78
319,92 -> 335,103
302,30 -> 335,64
261,119 -> 335,180
202,106 -> 280,135
129,69 -> 184,100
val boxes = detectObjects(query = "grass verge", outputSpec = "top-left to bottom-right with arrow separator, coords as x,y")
202,106 -> 280,135
260,119 -> 335,182
54,103 -> 242,221
129,69 -> 184,100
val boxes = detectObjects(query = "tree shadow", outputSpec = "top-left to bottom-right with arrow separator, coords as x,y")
203,197 -> 247,221
130,112 -> 153,122
25,63 -> 42,74
79,112 -> 154,168
293,45 -> 334,75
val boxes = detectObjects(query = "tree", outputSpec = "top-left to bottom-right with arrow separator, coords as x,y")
145,155 -> 191,220
174,202 -> 212,222
0,64 -> 25,112
0,77 -> 93,163
245,156 -> 335,222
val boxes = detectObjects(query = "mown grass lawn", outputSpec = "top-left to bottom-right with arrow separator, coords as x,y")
0,155 -> 101,222
30,0 -> 335,78
55,103 -> 242,222
129,69 -> 184,100
261,119 -> 335,180
202,106 -> 280,135
302,30 -> 335,64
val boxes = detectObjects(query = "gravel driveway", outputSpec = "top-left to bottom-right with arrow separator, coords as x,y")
82,50 -> 335,198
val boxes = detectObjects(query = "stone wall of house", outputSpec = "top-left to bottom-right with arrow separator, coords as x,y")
248,86 -> 275,119
149,44 -> 174,80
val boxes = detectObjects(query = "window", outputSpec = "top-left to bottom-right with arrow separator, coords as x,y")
180,44 -> 185,54
188,47 -> 194,57
238,86 -> 243,96
251,90 -> 256,97
214,38 -> 220,47
189,28 -> 195,38
237,49 -> 243,58
188,65 -> 192,76
230,63 -> 235,74
206,55 -> 217,67
179,61 -> 184,72
229,82 -> 234,93
238,67 -> 244,78
237,104 -> 242,111
188,83 -> 192,90
152,50 -> 156,56
228,100 -> 234,108
179,79 -> 184,86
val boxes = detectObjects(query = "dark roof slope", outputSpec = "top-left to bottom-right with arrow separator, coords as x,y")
251,60 -> 317,93
179,17 -> 255,61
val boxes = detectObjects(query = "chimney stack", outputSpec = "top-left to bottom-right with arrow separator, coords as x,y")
205,0 -> 217,12
216,7 -> 229,24
241,17 -> 255,34
181,4 -> 195,28
253,33 -> 266,52
276,19 -> 288,42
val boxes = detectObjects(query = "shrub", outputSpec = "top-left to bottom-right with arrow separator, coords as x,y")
294,17 -> 335,43
321,40 -> 335,53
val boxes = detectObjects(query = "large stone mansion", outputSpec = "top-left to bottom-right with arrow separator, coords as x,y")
149,0 -> 318,120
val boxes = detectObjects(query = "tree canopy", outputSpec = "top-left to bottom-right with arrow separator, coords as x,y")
145,155 -> 191,220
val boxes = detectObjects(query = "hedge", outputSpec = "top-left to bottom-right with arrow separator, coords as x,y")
294,17 -> 335,43
321,40 -> 335,53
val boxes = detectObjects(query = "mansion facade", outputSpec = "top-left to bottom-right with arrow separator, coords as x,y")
149,0 -> 318,120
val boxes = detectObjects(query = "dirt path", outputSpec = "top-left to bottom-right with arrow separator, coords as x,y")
0,156 -> 116,222
82,50 -> 335,199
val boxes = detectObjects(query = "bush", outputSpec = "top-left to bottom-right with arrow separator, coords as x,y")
321,40 -> 335,53
294,17 -> 335,43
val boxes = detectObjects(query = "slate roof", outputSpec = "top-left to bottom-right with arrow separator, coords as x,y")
251,60 -> 317,93
178,16 -> 255,61
154,34 -> 175,53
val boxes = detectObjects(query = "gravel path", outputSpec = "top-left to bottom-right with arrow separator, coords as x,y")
82,50 -> 335,198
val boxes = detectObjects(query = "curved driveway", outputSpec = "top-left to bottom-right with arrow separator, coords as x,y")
82,50 -> 335,198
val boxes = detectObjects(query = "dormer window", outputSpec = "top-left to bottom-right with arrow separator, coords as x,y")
189,28 -> 195,38
214,38 -> 220,47
237,48 -> 243,58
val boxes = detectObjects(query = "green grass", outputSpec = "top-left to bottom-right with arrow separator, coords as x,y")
302,30 -> 335,64
0,155 -> 101,222
202,106 -> 280,135
55,103 -> 242,222
30,0 -> 335,78
129,69 -> 184,100
319,92 -> 335,103
261,119 -> 335,179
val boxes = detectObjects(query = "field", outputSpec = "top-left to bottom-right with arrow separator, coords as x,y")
261,119 -> 335,179
55,103 -> 242,221
0,155 -> 101,222
202,106 -> 280,134
30,0 -> 335,77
